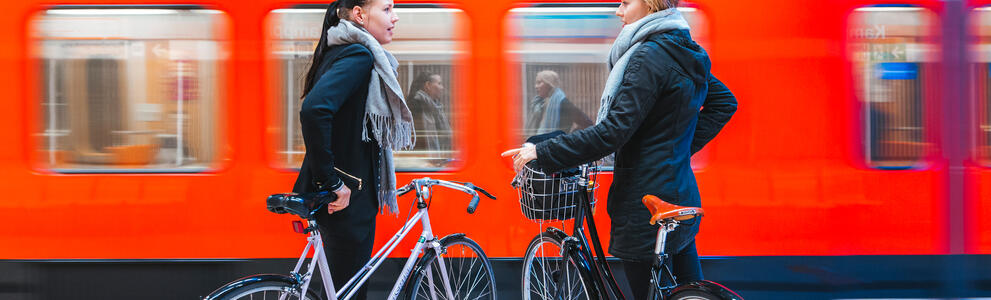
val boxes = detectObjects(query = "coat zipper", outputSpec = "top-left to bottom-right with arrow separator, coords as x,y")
334,167 -> 363,191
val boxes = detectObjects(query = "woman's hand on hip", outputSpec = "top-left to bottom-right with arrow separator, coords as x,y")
328,184 -> 351,214
501,143 -> 537,172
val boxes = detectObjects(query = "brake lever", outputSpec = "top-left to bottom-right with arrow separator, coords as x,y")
470,184 -> 496,200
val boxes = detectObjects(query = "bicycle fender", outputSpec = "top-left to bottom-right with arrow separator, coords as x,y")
668,280 -> 744,300
542,227 -> 570,241
439,233 -> 466,243
202,274 -> 296,300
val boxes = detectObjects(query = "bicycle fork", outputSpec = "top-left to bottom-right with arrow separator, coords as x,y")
392,211 -> 456,300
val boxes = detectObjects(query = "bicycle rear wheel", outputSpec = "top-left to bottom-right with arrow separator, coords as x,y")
405,234 -> 497,299
207,279 -> 320,300
522,231 -> 593,300
669,289 -> 722,300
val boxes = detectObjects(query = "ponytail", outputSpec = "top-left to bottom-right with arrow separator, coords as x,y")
302,1 -> 343,98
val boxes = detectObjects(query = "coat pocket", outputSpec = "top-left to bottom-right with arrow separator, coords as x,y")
334,167 -> 363,191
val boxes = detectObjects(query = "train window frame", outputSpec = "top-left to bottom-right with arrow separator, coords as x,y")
28,5 -> 232,174
504,2 -> 712,171
847,4 -> 938,170
972,6 -> 991,167
264,3 -> 470,173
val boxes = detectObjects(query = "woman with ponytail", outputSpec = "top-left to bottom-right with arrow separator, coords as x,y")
504,0 -> 738,298
292,0 -> 405,298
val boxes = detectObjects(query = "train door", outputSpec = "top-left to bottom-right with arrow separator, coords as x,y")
969,3 -> 991,254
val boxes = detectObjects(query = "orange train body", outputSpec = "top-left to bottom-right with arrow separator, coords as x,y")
0,0 -> 987,262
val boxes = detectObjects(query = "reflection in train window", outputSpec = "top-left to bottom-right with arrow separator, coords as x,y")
268,6 -> 466,171
33,7 -> 229,172
506,4 -> 709,168
973,7 -> 991,165
849,6 -> 936,169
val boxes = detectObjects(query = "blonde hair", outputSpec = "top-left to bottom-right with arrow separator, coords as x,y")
644,0 -> 680,13
536,70 -> 561,88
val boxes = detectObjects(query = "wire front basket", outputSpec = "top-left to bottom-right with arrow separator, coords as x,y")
512,163 -> 598,222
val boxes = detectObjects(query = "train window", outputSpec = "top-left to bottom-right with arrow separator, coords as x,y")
32,7 -> 229,172
849,5 -> 937,169
506,3 -> 709,168
973,7 -> 991,165
267,5 -> 466,171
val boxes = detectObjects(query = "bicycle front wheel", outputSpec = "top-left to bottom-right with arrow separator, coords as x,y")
522,231 -> 594,300
405,234 -> 498,299
207,278 -> 320,300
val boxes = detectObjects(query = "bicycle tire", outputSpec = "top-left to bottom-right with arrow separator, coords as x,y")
521,231 -> 595,300
669,288 -> 722,300
403,233 -> 498,299
207,278 -> 321,300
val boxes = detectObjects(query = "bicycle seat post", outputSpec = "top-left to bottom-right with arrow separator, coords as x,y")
654,221 -> 678,256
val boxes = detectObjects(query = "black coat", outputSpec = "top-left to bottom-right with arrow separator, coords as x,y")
533,29 -> 737,260
294,43 -> 381,236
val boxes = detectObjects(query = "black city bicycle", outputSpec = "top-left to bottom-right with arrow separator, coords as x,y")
513,164 -> 742,300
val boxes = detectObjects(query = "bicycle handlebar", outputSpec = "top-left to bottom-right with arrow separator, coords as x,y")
395,178 -> 496,214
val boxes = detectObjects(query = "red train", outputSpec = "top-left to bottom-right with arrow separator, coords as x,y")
0,0 -> 988,298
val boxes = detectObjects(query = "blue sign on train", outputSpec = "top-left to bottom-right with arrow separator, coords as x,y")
876,62 -> 918,80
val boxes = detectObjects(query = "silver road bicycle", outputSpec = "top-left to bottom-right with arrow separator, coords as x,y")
205,177 -> 498,300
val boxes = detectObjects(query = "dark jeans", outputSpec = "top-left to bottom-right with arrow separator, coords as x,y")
309,206 -> 377,300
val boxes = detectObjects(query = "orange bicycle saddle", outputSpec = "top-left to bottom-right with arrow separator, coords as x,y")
642,195 -> 704,225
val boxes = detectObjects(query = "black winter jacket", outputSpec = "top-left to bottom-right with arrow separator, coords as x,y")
294,44 -> 381,231
533,29 -> 737,260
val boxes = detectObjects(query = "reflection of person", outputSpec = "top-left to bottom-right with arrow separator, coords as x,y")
504,0 -> 737,298
292,1 -> 408,299
407,72 -> 451,154
524,70 -> 593,135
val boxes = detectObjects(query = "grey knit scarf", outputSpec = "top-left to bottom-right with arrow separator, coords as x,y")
596,8 -> 690,123
326,20 -> 414,214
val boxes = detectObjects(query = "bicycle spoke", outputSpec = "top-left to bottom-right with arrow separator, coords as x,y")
524,235 -> 591,300
412,239 -> 493,300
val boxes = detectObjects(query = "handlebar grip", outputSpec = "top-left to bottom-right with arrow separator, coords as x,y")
397,185 -> 413,197
467,194 -> 481,214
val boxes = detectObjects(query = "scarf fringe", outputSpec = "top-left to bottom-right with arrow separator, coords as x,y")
379,189 -> 399,214
363,113 -> 415,151
326,20 -> 413,216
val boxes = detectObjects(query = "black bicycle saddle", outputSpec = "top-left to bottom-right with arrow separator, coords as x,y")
266,191 -> 338,220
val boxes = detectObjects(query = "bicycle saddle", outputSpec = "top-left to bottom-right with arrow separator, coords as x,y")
642,195 -> 704,225
266,191 -> 337,220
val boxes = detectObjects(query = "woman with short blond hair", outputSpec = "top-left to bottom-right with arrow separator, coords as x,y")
504,0 -> 737,298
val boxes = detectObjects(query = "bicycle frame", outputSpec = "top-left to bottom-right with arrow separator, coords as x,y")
556,194 -> 699,300
552,185 -> 627,300
524,165 -> 739,300
289,206 -> 455,300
